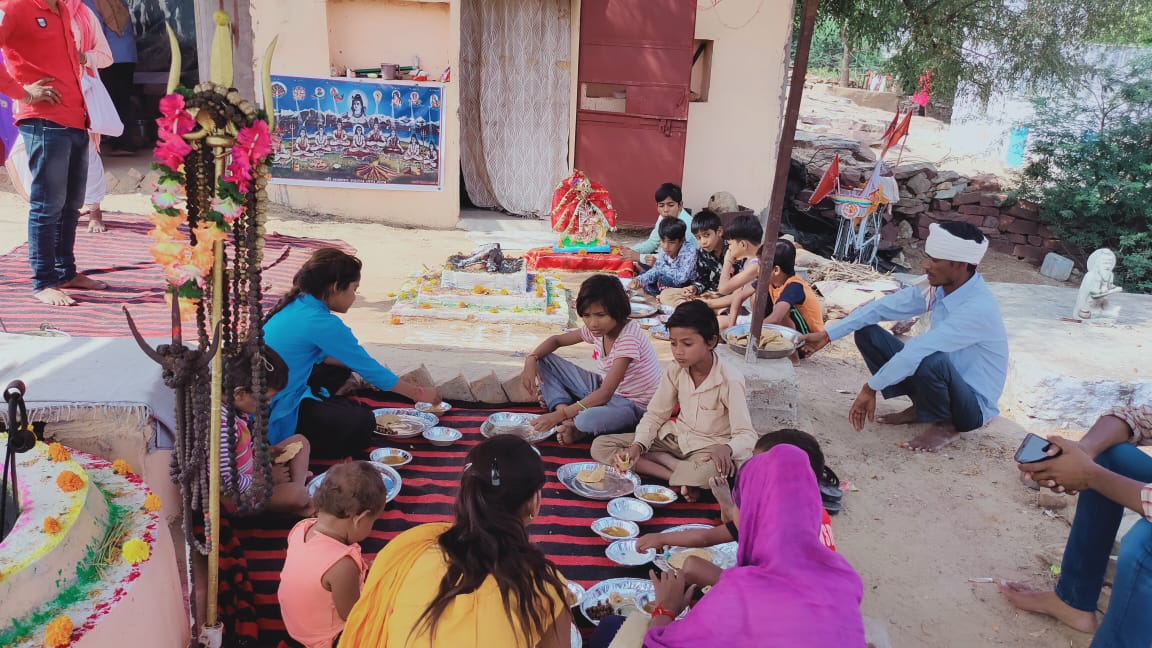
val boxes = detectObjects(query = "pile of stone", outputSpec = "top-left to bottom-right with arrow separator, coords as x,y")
792,133 -> 1061,264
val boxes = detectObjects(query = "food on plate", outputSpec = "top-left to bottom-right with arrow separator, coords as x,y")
427,403 -> 448,414
376,414 -> 400,426
600,526 -> 630,538
642,600 -> 657,614
576,465 -> 606,485
273,441 -> 303,464
728,329 -> 793,351
586,600 -> 615,621
668,548 -> 712,570
378,454 -> 407,465
639,490 -> 673,503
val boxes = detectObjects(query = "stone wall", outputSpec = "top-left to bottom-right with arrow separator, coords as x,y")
793,135 -> 1061,264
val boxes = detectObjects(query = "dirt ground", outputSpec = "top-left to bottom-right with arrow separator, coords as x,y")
0,193 -> 1093,647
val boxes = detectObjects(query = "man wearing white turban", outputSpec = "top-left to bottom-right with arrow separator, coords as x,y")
801,221 -> 1009,451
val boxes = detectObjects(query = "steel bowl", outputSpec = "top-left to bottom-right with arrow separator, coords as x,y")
633,484 -> 678,507
606,539 -> 656,567
591,516 -> 640,542
607,497 -> 653,523
422,427 -> 462,447
723,323 -> 804,360
369,447 -> 413,467
415,401 -> 452,414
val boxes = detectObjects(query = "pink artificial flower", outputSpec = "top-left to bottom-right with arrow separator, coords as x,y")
156,177 -> 183,194
238,120 -> 274,163
154,131 -> 192,171
167,263 -> 207,288
157,94 -> 194,135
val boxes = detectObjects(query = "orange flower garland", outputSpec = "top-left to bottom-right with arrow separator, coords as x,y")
43,516 -> 61,534
44,615 -> 73,647
56,471 -> 83,493
143,493 -> 163,513
111,459 -> 132,476
46,443 -> 71,462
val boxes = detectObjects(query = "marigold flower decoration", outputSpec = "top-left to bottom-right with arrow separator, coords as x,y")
56,470 -> 84,493
44,615 -> 73,647
143,493 -> 163,513
43,516 -> 61,534
47,443 -> 71,462
121,538 -> 151,565
111,459 -> 132,476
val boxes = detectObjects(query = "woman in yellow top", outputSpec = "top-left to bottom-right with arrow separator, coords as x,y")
338,436 -> 572,648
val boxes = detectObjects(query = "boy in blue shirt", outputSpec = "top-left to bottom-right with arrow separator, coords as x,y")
631,217 -> 698,296
621,182 -> 696,269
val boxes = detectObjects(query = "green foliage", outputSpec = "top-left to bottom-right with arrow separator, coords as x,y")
795,0 -> 1151,103
1017,56 -> 1152,292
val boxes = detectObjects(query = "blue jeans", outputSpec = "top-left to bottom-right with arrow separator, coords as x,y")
1055,443 -> 1152,647
536,354 -> 645,435
20,119 -> 89,292
853,324 -> 984,432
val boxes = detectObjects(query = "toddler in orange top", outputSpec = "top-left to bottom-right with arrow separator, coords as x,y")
279,461 -> 389,648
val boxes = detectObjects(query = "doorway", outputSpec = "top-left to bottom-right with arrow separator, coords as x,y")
458,0 -> 574,218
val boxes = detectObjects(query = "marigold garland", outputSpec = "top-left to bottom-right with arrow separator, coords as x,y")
42,516 -> 61,534
46,443 -> 71,462
121,538 -> 150,565
111,459 -> 132,476
56,471 -> 84,493
143,493 -> 163,513
44,615 -> 73,647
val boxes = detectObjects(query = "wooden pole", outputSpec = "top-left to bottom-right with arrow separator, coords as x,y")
745,0 -> 821,361
205,151 -> 227,627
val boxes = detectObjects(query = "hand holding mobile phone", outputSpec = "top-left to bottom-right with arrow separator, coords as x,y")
1014,433 -> 1062,464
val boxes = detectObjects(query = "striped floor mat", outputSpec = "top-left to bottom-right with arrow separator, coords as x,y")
0,214 -> 350,338
231,396 -> 720,645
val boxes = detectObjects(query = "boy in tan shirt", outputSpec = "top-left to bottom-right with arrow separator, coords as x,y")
591,300 -> 757,501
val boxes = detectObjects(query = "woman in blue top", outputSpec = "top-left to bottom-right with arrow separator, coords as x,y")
264,248 -> 439,458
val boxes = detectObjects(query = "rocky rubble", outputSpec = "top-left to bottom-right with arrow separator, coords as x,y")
793,132 -> 1061,264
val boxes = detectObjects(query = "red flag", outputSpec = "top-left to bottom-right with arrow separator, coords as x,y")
808,155 -> 840,205
878,110 -> 899,144
880,111 -> 913,158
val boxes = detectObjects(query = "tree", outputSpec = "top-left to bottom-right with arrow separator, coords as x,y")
1017,56 -> 1152,292
800,0 -> 1151,104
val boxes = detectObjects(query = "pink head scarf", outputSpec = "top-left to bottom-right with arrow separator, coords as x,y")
645,445 -> 866,648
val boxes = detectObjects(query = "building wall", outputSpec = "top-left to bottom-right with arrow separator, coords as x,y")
682,0 -> 794,214
250,0 -> 461,229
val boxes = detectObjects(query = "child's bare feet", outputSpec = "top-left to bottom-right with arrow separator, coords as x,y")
998,581 -> 1098,633
680,485 -> 702,502
556,420 -> 590,445
86,206 -> 107,233
709,475 -> 736,521
34,287 -> 76,306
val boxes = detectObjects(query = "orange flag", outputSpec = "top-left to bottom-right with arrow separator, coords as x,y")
878,110 -> 900,144
808,155 -> 840,205
881,111 -> 912,158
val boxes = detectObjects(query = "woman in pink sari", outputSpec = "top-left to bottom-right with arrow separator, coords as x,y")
642,444 -> 866,647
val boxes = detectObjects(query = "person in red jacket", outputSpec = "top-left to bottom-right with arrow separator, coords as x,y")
0,0 -> 109,306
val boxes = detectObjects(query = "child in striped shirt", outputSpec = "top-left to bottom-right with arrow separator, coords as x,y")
522,274 -> 662,445
221,345 -> 312,515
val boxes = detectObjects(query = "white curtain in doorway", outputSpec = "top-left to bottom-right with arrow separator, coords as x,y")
460,0 -> 571,217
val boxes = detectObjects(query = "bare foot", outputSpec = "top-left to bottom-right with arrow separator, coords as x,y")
86,207 -> 107,233
877,405 -> 917,425
33,287 -> 76,306
998,581 -> 1098,634
680,485 -> 702,502
902,423 -> 960,452
708,475 -> 736,521
59,274 -> 108,290
556,420 -> 590,445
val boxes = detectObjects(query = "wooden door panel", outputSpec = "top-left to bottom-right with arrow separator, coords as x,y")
575,112 -> 687,227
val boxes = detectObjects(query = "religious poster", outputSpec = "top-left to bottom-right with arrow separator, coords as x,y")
267,75 -> 444,190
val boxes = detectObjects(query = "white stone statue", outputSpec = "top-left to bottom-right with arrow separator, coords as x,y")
1074,248 -> 1123,320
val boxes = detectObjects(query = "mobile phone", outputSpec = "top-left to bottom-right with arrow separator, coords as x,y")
1014,433 -> 1061,464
